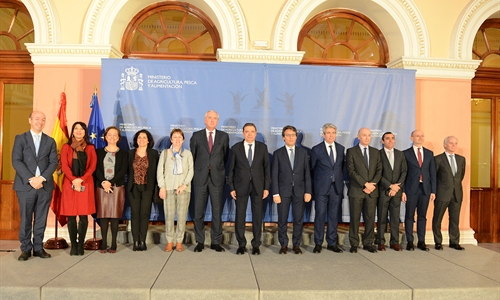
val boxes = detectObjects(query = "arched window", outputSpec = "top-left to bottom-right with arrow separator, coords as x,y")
121,2 -> 221,61
0,1 -> 34,51
472,19 -> 500,68
298,9 -> 389,67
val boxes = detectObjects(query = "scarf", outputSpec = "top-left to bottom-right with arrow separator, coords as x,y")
170,145 -> 183,175
70,137 -> 87,158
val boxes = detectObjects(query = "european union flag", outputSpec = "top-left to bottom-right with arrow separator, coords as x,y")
88,92 -> 105,149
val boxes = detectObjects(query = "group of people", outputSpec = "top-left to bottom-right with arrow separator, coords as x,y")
12,110 -> 465,261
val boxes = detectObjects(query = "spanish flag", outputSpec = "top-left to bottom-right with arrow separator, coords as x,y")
51,92 -> 69,227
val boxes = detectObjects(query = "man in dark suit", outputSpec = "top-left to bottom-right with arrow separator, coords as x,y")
12,111 -> 58,261
272,125 -> 312,254
190,110 -> 229,252
229,123 -> 270,255
346,127 -> 382,253
432,136 -> 466,251
376,132 -> 407,251
402,130 -> 436,251
310,123 -> 345,253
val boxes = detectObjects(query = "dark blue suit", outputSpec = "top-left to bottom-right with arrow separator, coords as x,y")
403,146 -> 436,243
12,131 -> 58,253
271,146 -> 312,247
310,142 -> 345,246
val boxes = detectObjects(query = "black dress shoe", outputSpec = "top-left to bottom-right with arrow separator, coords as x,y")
252,247 -> 260,255
406,241 -> 415,251
327,245 -> 344,253
363,245 -> 378,253
210,244 -> 225,252
236,246 -> 247,255
279,246 -> 288,254
18,251 -> 31,261
292,246 -> 302,254
349,246 -> 358,253
313,244 -> 322,253
417,241 -> 429,251
140,241 -> 147,251
435,243 -> 443,250
194,242 -> 204,252
33,249 -> 51,258
450,244 -> 465,250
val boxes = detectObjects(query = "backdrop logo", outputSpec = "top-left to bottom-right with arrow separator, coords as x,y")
120,66 -> 144,91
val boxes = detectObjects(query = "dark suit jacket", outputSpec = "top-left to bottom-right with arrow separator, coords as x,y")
127,148 -> 159,193
403,146 -> 436,196
379,148 -> 407,197
190,129 -> 229,186
346,145 -> 382,198
228,141 -> 270,197
271,146 -> 312,198
12,131 -> 58,192
95,148 -> 128,187
310,142 -> 345,195
435,152 -> 465,201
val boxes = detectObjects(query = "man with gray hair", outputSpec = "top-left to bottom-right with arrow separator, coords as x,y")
432,136 -> 466,250
310,123 -> 345,253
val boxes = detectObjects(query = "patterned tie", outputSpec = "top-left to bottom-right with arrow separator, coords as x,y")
34,134 -> 41,176
449,154 -> 456,176
289,148 -> 294,170
329,145 -> 335,166
363,147 -> 369,168
389,150 -> 394,170
208,131 -> 213,153
247,144 -> 253,166
417,147 -> 423,181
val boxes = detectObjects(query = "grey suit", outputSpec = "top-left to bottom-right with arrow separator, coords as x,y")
432,152 -> 466,245
346,145 -> 382,247
12,131 -> 57,252
377,148 -> 407,246
190,129 -> 229,245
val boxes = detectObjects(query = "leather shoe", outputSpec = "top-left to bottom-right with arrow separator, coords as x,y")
133,241 -> 139,251
450,244 -> 465,250
327,245 -> 343,253
377,244 -> 386,251
194,242 -> 204,252
236,246 -> 247,255
165,242 -> 173,252
313,244 -> 322,253
363,245 -> 378,253
18,251 -> 31,261
252,247 -> 260,255
140,241 -> 147,251
210,244 -> 225,252
292,246 -> 302,254
417,241 -> 429,251
175,243 -> 184,252
406,241 -> 415,251
279,246 -> 288,254
390,244 -> 403,251
349,246 -> 358,253
33,249 -> 51,259
435,243 -> 443,250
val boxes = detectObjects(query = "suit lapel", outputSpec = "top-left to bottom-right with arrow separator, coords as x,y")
26,132 -> 37,157
356,146 -> 368,169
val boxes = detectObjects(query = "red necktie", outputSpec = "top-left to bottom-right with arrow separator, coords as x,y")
417,147 -> 423,181
208,131 -> 213,153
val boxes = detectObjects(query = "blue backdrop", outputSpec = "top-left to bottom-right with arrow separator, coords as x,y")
100,59 -> 415,223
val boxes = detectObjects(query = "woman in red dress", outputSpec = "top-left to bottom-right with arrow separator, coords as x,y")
60,122 -> 97,256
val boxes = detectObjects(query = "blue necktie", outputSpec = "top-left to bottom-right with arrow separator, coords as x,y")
363,147 -> 369,168
248,144 -> 253,166
34,135 -> 40,176
329,145 -> 335,166
289,148 -> 294,170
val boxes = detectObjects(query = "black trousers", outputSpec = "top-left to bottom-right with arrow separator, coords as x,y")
129,184 -> 153,242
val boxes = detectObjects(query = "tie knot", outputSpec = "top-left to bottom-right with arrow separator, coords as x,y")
248,144 -> 252,148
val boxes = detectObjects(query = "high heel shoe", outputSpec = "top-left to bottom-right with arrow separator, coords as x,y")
140,241 -> 147,251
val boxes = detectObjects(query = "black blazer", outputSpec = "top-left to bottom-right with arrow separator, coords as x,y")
379,148 -> 407,197
190,129 -> 229,186
228,141 -> 270,197
126,148 -> 159,192
346,145 -> 382,198
403,146 -> 436,196
95,147 -> 128,187
310,142 -> 345,195
12,131 -> 58,192
271,146 -> 312,198
435,152 -> 465,202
